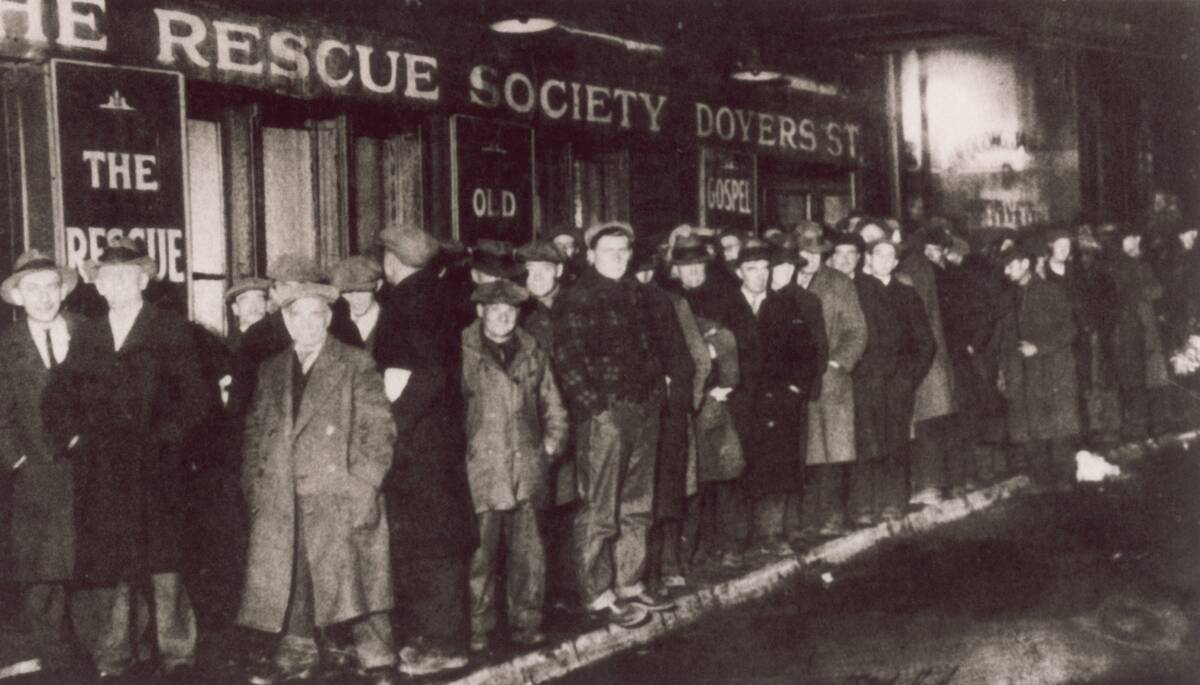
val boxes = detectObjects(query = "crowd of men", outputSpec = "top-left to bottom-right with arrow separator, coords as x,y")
0,198 -> 1197,683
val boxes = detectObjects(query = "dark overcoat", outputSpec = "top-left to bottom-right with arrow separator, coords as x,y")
0,316 -> 81,582
374,268 -> 478,559
643,283 -> 696,522
940,257 -> 1008,443
729,290 -> 822,496
993,277 -> 1081,443
898,254 -> 957,423
852,275 -> 936,461
42,304 -> 209,585
1108,253 -> 1170,390
238,340 -> 396,631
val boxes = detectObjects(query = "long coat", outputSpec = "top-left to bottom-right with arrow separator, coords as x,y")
462,323 -> 568,512
42,304 -> 209,585
729,290 -> 822,495
800,267 -> 867,465
375,268 -> 478,559
993,277 -> 1081,443
645,284 -> 697,522
237,340 -> 396,631
852,275 -> 936,461
0,316 -> 80,582
899,253 -> 957,423
1109,253 -> 1170,390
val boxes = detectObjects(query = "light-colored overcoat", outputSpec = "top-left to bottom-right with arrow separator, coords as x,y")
237,339 -> 396,632
802,267 -> 867,465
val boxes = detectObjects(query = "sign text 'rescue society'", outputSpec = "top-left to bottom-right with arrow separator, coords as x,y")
2,2 -> 866,163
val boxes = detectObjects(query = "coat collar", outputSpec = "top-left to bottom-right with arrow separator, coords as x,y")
292,339 -> 348,437
462,320 -> 537,374
105,303 -> 155,353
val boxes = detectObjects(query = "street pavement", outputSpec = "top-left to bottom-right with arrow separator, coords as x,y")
560,446 -> 1200,684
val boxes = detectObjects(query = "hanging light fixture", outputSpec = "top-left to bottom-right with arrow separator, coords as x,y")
490,14 -> 559,34
729,12 -> 784,84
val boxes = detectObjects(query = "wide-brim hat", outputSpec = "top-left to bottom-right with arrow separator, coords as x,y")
276,282 -> 340,308
735,238 -> 773,266
224,277 -> 271,303
378,225 -> 441,269
1,249 -> 79,306
793,221 -> 832,254
670,235 -> 713,266
82,237 -> 157,281
330,255 -> 383,292
1076,225 -> 1103,252
765,233 -> 806,267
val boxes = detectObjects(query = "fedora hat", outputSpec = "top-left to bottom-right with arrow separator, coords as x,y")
1,249 -> 79,306
735,238 -> 773,265
670,235 -> 713,266
471,240 -> 524,280
82,237 -> 157,281
794,221 -> 832,254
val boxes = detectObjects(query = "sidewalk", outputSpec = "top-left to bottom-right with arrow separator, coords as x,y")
448,429 -> 1200,685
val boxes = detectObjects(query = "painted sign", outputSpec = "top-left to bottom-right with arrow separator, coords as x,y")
451,116 -> 534,245
4,2 -> 869,166
699,148 -> 756,234
53,59 -> 188,285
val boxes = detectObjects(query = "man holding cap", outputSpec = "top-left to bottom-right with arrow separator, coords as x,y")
553,221 -> 672,627
238,274 -> 398,685
0,250 -> 81,673
42,237 -> 210,679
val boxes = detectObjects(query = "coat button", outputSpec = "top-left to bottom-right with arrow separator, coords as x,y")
766,421 -> 775,428
325,425 -> 336,436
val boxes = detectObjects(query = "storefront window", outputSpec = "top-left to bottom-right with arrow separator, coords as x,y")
186,118 -> 226,334
352,129 -> 422,254
573,148 -> 630,229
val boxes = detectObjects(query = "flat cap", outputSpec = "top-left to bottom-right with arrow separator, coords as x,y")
471,240 -> 524,279
330,255 -> 383,292
471,280 -> 530,306
378,225 -> 440,268
224,277 -> 271,303
268,254 -> 326,284
515,239 -> 565,264
583,221 -> 634,249
277,282 -> 340,308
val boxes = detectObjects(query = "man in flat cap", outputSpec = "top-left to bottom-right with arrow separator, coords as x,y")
329,255 -> 385,355
42,237 -> 210,679
0,250 -> 81,673
461,280 -> 567,653
553,221 -> 674,628
225,277 -> 271,353
515,240 -> 566,356
238,278 -> 398,685
374,225 -> 474,675
549,226 -> 583,289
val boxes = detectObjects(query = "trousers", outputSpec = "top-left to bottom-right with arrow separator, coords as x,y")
574,400 -> 660,606
70,573 -> 196,673
469,504 -> 544,636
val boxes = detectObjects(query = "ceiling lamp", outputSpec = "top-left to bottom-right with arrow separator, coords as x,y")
490,15 -> 559,34
731,64 -> 784,83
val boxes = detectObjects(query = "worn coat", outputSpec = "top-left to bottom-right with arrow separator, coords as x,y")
238,340 -> 396,631
729,289 -> 822,495
899,254 -> 957,423
645,285 -> 697,522
852,275 -> 936,461
694,321 -> 744,483
0,316 -> 80,582
993,277 -> 1081,442
41,304 -> 210,585
1109,253 -> 1170,390
800,267 -> 867,465
375,268 -> 478,559
520,294 -> 578,507
462,323 -> 568,512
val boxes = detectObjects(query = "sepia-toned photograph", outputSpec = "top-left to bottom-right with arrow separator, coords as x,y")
0,1 -> 1198,683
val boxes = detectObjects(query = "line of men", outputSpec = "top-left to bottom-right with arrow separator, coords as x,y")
1,204 -> 1197,682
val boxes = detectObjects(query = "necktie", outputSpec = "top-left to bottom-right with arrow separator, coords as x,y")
44,328 -> 57,368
